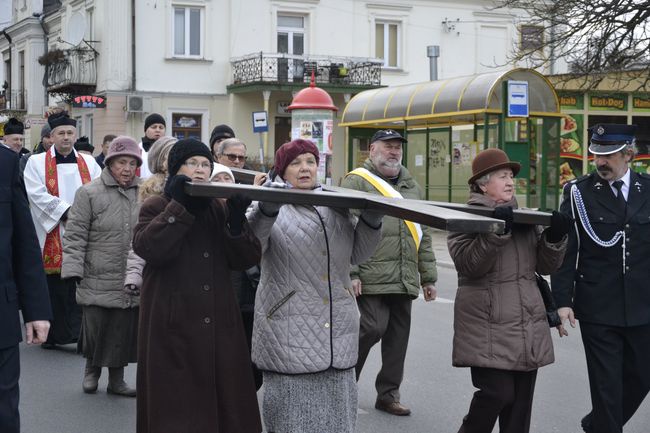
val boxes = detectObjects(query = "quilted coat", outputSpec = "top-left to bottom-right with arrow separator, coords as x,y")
133,195 -> 262,433
62,168 -> 141,308
447,193 -> 567,371
248,197 -> 381,374
340,159 -> 437,298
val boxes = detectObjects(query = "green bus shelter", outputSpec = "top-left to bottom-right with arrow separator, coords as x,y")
339,68 -> 564,210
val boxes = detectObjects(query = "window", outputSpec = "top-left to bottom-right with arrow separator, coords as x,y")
277,14 -> 304,55
520,25 -> 544,52
172,113 -> 202,140
375,21 -> 400,68
86,8 -> 94,41
173,6 -> 202,57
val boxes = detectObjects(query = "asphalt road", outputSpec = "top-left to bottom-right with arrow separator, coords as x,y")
18,263 -> 650,433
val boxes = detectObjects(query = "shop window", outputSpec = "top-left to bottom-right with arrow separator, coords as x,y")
375,21 -> 400,68
172,113 -> 202,140
173,6 -> 203,57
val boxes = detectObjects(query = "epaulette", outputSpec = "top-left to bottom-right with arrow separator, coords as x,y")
562,173 -> 590,192
571,173 -> 591,184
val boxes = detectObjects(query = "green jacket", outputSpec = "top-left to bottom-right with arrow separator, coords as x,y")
341,159 -> 437,298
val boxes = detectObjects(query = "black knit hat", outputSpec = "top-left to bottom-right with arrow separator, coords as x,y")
209,124 -> 235,146
74,136 -> 94,153
4,118 -> 24,135
167,139 -> 214,177
48,111 -> 77,130
144,113 -> 166,131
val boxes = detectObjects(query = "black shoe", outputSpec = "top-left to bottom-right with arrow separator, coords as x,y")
581,412 -> 592,432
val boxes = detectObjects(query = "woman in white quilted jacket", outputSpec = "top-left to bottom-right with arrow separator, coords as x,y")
247,139 -> 383,433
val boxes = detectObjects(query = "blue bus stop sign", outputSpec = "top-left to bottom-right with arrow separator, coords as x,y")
507,81 -> 529,117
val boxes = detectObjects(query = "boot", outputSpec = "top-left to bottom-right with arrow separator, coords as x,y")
107,367 -> 136,397
82,359 -> 101,394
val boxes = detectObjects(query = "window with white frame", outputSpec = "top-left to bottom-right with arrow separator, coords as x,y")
173,6 -> 203,57
375,21 -> 400,68
277,14 -> 305,55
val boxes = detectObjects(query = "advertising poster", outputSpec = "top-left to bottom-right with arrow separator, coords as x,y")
559,114 -> 584,188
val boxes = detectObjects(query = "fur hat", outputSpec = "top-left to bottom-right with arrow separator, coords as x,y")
147,136 -> 177,175
48,111 -> 77,130
4,118 -> 24,136
167,139 -> 214,177
105,136 -> 143,167
273,139 -> 320,179
144,113 -> 166,131
211,163 -> 234,182
209,124 -> 235,147
74,136 -> 94,154
468,148 -> 520,185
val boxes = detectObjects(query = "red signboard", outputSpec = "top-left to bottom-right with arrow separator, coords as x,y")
71,95 -> 106,108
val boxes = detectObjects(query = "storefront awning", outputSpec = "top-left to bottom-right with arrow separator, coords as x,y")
340,68 -> 561,127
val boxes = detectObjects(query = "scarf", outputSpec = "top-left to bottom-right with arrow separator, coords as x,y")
43,149 -> 91,274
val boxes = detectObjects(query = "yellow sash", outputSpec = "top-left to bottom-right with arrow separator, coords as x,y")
347,167 -> 422,250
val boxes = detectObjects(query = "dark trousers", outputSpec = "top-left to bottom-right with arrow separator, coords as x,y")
46,274 -> 82,345
355,294 -> 411,403
0,345 -> 20,433
457,367 -> 537,433
580,322 -> 650,433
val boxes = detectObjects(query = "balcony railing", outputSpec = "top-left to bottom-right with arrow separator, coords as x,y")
230,52 -> 383,87
46,48 -> 97,92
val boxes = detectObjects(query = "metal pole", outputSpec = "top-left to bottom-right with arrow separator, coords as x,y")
426,45 -> 440,81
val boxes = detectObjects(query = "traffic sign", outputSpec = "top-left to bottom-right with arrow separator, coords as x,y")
507,81 -> 529,117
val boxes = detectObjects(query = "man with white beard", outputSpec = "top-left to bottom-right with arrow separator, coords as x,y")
341,129 -> 438,417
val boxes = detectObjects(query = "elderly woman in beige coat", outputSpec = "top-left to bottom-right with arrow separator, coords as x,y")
62,136 -> 142,397
447,148 -> 571,433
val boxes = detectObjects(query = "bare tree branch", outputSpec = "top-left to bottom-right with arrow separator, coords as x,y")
494,0 -> 650,91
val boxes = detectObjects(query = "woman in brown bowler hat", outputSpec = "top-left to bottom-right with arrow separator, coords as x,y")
447,148 -> 571,433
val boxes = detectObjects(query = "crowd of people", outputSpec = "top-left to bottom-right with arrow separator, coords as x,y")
1,111 -> 649,433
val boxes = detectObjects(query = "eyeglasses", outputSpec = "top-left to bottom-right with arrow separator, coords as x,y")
183,160 -> 212,170
222,153 -> 247,162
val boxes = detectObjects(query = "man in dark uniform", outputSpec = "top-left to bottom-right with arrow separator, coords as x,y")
551,124 -> 650,433
0,145 -> 52,433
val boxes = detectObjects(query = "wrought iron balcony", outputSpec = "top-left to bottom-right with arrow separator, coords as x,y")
45,48 -> 97,94
229,52 -> 383,91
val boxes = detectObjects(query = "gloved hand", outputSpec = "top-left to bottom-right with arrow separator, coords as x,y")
227,194 -> 252,235
259,178 -> 289,216
165,175 -> 192,207
360,209 -> 384,229
123,284 -> 140,297
165,174 -> 211,215
493,206 -> 514,235
546,210 -> 572,243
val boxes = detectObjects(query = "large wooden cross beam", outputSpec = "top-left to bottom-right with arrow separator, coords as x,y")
186,181 -> 504,233
225,167 -> 552,226
184,167 -> 552,233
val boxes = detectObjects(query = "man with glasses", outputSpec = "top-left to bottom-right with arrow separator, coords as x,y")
216,138 -> 249,170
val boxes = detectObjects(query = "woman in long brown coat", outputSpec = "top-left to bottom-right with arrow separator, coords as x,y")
447,148 -> 571,433
133,139 -> 262,433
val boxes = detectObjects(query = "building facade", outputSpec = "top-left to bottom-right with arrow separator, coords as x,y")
2,0 -> 531,182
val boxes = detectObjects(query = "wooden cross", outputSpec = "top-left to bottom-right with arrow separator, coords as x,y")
184,168 -> 552,233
